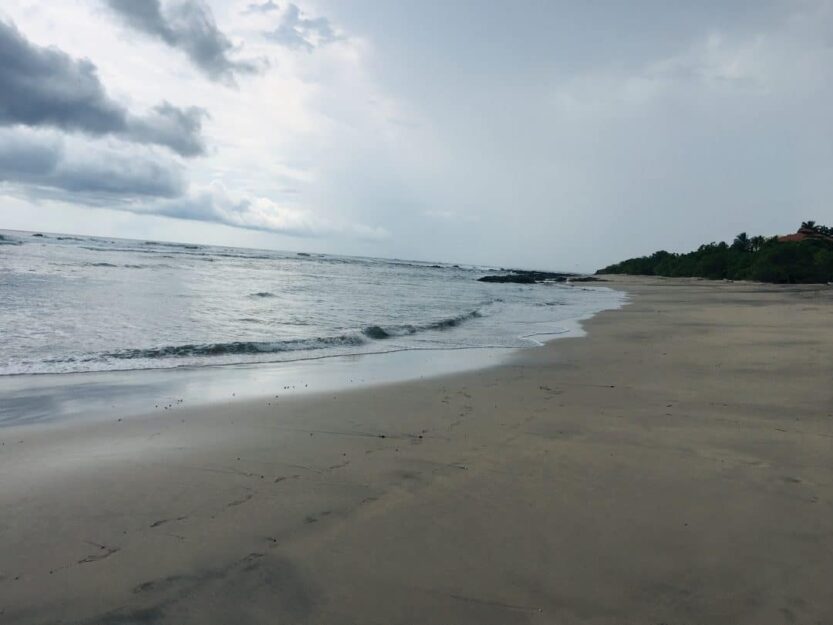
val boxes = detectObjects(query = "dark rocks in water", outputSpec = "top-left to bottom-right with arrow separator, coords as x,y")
479,274 -> 539,284
478,270 -> 579,284
297,252 -> 311,257
31,233 -> 45,237
569,276 -> 604,282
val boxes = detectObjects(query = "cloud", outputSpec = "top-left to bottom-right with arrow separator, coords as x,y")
0,127 -> 185,201
0,12 -> 385,242
0,19 -> 207,157
126,102 -> 208,158
0,20 -> 124,132
143,181 -> 390,239
244,1 -> 280,15
0,125 -> 386,240
264,4 -> 339,51
103,0 -> 260,83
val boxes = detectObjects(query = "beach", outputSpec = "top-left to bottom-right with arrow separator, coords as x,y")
1,275 -> 832,624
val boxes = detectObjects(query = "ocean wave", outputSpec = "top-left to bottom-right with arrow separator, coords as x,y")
362,309 -> 482,339
45,311 -> 483,366
70,262 -> 160,269
46,335 -> 368,364
144,241 -> 201,250
208,252 -> 273,260
149,248 -> 274,261
428,309 -> 483,329
362,326 -> 395,339
78,241 -> 279,263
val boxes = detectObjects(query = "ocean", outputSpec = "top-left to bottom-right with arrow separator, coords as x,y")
0,229 -> 625,377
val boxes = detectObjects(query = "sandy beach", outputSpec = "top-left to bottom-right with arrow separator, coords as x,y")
1,276 -> 832,625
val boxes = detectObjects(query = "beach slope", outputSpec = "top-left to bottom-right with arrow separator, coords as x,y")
1,276 -> 832,624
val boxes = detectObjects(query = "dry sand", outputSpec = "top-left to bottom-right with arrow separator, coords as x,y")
1,276 -> 832,624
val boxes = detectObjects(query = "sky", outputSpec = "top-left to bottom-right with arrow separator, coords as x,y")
1,1 -> 832,271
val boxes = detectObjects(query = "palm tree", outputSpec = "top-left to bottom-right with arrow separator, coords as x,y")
801,220 -> 818,232
750,235 -> 766,252
732,232 -> 751,252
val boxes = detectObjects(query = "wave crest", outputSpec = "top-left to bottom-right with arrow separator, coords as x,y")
362,310 -> 482,340
45,335 -> 368,364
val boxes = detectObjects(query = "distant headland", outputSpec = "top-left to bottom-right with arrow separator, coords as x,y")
597,221 -> 833,284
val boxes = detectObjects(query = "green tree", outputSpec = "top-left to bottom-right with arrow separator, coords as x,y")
597,221 -> 833,283
732,232 -> 751,252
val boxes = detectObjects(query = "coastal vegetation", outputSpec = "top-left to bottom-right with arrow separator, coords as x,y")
598,222 -> 833,284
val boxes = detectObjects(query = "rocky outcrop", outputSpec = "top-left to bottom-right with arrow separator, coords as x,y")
478,270 -> 580,284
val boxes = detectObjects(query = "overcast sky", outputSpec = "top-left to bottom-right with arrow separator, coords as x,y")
1,1 -> 832,270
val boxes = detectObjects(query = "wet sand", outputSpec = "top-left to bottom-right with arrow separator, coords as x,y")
1,276 -> 832,624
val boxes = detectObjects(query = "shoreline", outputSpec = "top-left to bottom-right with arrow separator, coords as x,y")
0,291 -> 623,429
2,276 -> 832,624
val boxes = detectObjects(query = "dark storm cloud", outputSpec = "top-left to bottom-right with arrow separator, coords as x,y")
0,20 -> 126,133
265,4 -> 338,51
0,128 -> 185,200
104,0 -> 260,83
126,103 -> 208,158
0,20 -> 207,157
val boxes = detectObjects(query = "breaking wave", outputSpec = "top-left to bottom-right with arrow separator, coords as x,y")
48,335 -> 368,364
0,234 -> 23,246
42,310 -> 486,367
362,310 -> 482,339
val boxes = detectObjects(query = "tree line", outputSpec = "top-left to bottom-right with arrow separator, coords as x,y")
597,222 -> 833,283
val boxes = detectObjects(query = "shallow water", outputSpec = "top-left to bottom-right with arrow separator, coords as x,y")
0,229 -> 624,376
